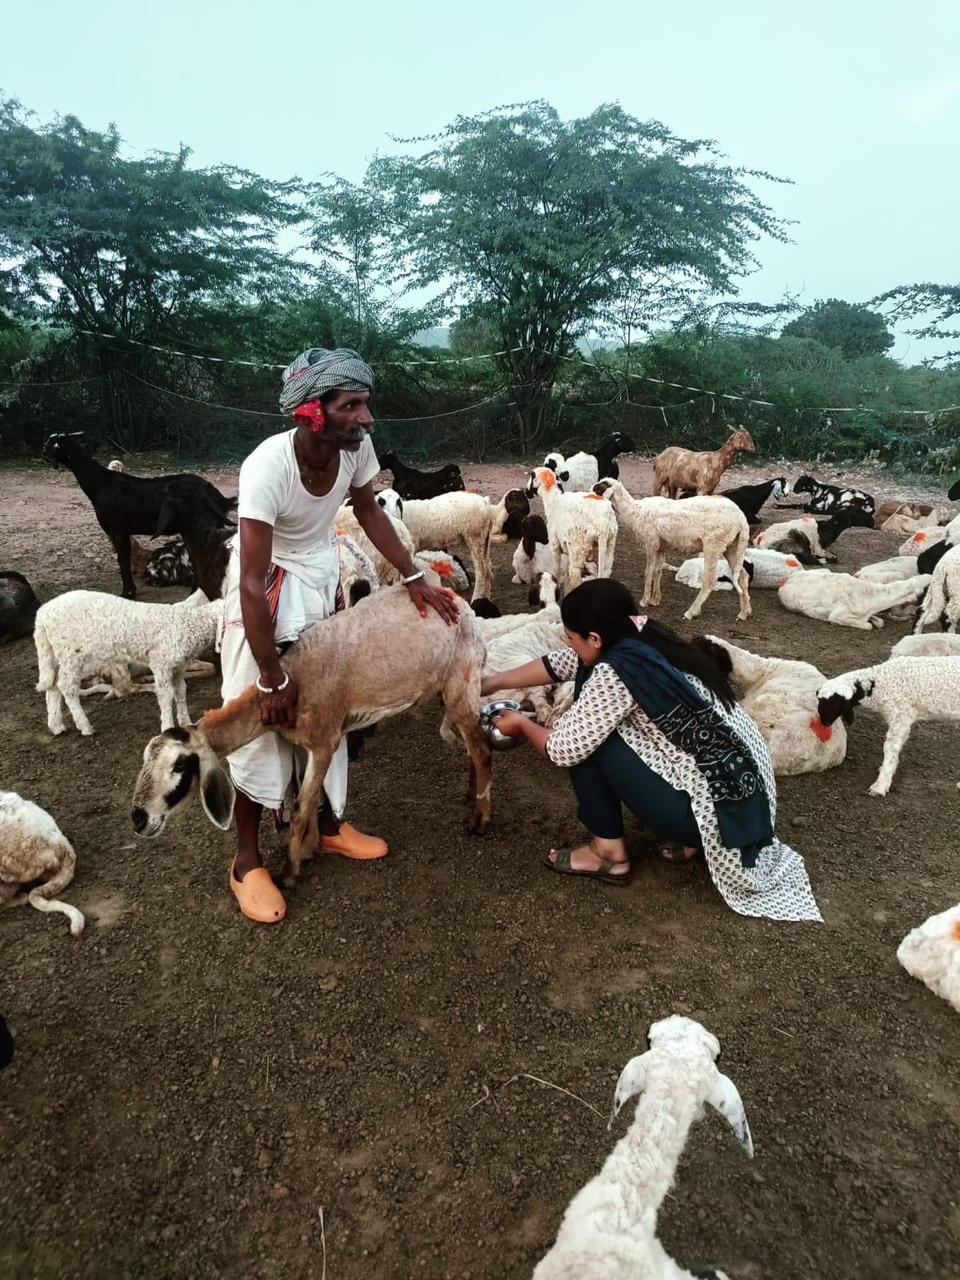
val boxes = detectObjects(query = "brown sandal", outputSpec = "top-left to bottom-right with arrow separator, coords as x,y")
543,847 -> 633,887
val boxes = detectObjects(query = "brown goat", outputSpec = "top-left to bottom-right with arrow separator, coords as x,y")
653,427 -> 755,499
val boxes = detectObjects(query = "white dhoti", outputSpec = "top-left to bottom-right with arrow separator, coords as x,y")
218,538 -> 348,816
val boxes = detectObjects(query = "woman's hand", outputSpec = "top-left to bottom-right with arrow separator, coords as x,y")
406,580 -> 460,625
258,671 -> 299,728
491,709 -> 527,738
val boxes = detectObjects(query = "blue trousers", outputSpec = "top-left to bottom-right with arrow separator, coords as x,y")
568,732 -> 768,866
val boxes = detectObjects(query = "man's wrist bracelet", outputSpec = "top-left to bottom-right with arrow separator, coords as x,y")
256,671 -> 290,694
401,570 -> 425,586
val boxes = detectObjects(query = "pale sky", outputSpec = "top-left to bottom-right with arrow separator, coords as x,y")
5,0 -> 958,361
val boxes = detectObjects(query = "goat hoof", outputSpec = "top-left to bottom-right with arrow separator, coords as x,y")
868,784 -> 888,797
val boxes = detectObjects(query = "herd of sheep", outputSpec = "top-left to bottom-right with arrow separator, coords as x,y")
2,425 -> 960,1276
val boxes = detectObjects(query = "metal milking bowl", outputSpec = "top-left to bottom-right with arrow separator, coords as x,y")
480,698 -> 529,751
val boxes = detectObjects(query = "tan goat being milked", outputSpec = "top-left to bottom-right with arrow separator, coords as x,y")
130,587 -> 493,882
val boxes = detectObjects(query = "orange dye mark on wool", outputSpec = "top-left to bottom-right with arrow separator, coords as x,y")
915,532 -> 927,544
809,716 -> 833,743
786,557 -> 800,568
952,920 -> 960,943
540,470 -> 557,491
433,559 -> 455,577
583,493 -> 604,501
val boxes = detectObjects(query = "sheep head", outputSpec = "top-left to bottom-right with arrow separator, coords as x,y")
375,488 -> 404,520
131,725 -> 235,838
611,1016 -> 753,1156
543,452 -> 564,473
817,673 -> 875,727
525,467 -> 558,499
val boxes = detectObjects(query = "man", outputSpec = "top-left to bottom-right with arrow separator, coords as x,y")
219,347 -> 458,923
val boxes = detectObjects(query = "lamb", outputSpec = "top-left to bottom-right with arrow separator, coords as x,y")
779,571 -> 930,630
790,474 -> 876,517
890,633 -> 960,658
533,1016 -> 752,1280
512,514 -> 554,602
695,636 -> 846,774
383,488 -> 501,601
817,656 -> 960,794
855,556 -> 920,584
897,904 -> 960,1013
42,433 -> 235,598
717,475 -> 790,524
378,451 -> 465,500
753,515 -> 835,565
551,432 -> 638,492
130,586 -> 493,883
525,468 -> 617,594
873,499 -> 945,530
474,573 -> 560,642
652,425 -> 754,498
35,591 -> 222,735
0,792 -> 84,935
0,570 -> 40,642
913,544 -> 960,633
596,479 -> 750,621
674,547 -> 802,592
498,487 -> 531,539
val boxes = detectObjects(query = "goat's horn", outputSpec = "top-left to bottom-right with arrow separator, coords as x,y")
609,1052 -> 652,1129
707,1072 -> 754,1157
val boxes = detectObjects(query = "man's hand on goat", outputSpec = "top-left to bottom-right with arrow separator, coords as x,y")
258,672 -> 299,728
406,580 -> 460,625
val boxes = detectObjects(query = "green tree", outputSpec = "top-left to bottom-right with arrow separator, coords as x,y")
781,298 -> 894,358
366,101 -> 790,449
873,283 -> 960,365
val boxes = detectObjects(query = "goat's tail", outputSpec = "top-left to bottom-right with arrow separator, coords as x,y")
34,616 -> 57,692
27,837 -> 84,935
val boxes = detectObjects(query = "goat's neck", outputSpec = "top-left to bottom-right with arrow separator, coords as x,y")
199,688 -> 266,756
64,447 -> 108,498
718,439 -> 739,463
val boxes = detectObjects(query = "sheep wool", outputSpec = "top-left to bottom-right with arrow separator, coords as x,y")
0,791 -> 84,935
897,904 -> 960,1013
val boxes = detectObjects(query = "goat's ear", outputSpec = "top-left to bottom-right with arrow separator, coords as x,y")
199,755 -> 235,830
609,1052 -> 651,1128
156,496 -> 177,536
707,1072 -> 754,1157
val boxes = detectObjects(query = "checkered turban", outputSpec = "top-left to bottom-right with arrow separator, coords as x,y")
278,348 -> 375,416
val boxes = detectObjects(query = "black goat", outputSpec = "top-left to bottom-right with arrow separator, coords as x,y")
917,537 -> 955,576
719,477 -> 790,525
791,474 -> 876,517
500,488 -> 531,539
379,451 -> 465,500
43,433 -> 235,598
817,505 -> 876,549
155,482 -> 236,602
0,570 -> 40,642
592,431 -> 636,481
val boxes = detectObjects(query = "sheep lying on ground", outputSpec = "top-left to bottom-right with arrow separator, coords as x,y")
873,500 -> 946,530
474,573 -> 560,643
533,1016 -> 752,1280
673,547 -> 802,592
512,514 -> 554,601
652,426 -> 754,498
897,904 -> 960,1013
779,571 -> 930,630
753,515 -> 835,565
890,633 -> 960,658
131,586 -> 493,880
880,506 -> 951,537
597,480 -> 750,621
35,591 -> 222,735
855,556 -> 919,584
479,579 -> 570,728
0,792 -> 84,935
913,544 -> 960,633
817,656 -> 960,794
791,474 -> 876,517
899,527 -> 948,558
0,570 -> 40,642
526,468 -> 617,594
696,636 -> 846,774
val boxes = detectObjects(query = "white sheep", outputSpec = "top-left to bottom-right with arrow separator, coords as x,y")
913,544 -> 960,634
525,468 -> 617,594
778,571 -> 930,630
556,451 -> 601,492
890,633 -> 960,658
333,500 -> 417,586
597,480 -> 750,621
855,555 -> 919,584
379,488 -> 499,601
699,635 -> 846,775
35,591 -> 222,735
674,547 -> 804,592
0,792 -> 84,935
753,515 -> 833,565
533,1015 -> 752,1280
817,656 -> 960,794
898,527 -> 947,558
897,904 -> 960,1013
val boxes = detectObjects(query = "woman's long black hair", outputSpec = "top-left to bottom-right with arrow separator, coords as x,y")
559,577 -> 735,707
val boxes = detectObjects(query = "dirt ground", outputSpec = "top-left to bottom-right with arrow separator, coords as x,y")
2,453 -> 959,1280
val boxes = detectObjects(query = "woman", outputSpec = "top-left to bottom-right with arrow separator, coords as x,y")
483,577 -> 820,922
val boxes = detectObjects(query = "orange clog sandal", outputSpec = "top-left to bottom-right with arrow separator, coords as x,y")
319,823 -> 389,861
230,862 -> 287,923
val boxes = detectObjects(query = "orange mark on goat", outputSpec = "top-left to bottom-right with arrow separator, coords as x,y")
953,920 -> 960,943
433,559 -> 455,577
540,470 -> 557,491
786,557 -> 800,568
583,493 -> 604,501
809,716 -> 833,743
915,533 -> 927,544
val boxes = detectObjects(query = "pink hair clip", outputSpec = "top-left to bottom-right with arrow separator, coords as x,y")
630,614 -> 648,634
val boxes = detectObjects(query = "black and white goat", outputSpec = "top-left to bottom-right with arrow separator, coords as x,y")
153,482 -> 236,602
790,474 -> 876,517
378,451 -> 465,500
544,431 -> 637,491
42,433 -> 235,598
719,476 -> 791,525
